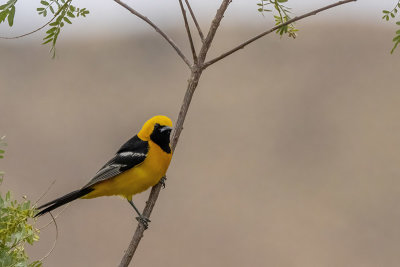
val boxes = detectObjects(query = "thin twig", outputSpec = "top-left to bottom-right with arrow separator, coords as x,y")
184,0 -> 205,42
0,0 -> 71,40
197,0 -> 231,64
38,203 -> 70,231
114,0 -> 192,68
34,180 -> 56,208
38,211 -> 58,263
203,0 -> 357,69
178,0 -> 198,64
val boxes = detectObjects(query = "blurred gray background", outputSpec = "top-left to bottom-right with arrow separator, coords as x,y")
1,0 -> 400,266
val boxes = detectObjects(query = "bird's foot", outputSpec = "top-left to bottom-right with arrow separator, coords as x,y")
136,215 -> 151,229
160,176 -> 167,189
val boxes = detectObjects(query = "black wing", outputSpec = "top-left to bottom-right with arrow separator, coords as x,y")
83,135 -> 148,188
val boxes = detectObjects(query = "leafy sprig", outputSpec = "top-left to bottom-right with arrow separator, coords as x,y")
0,0 -> 17,27
0,191 -> 42,267
257,0 -> 298,39
0,136 -> 42,266
382,1 -> 400,53
36,0 -> 89,58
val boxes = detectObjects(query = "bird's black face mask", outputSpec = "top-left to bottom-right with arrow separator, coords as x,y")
150,124 -> 172,154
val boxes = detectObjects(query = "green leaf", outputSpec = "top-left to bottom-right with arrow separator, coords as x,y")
391,41 -> 399,54
42,38 -> 53,44
40,0 -> 49,6
63,16 -> 71,24
393,35 -> 400,42
36,7 -> 45,11
397,21 -> 400,25
383,10 -> 390,14
56,14 -> 63,23
7,5 -> 15,26
49,5 -> 54,14
46,27 -> 57,34
43,33 -> 54,40
67,11 -> 75,18
0,10 -> 8,23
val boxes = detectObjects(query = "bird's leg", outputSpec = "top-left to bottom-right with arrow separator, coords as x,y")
160,176 -> 167,189
128,199 -> 150,229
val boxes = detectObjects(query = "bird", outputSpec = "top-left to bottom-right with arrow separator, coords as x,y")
35,115 -> 173,228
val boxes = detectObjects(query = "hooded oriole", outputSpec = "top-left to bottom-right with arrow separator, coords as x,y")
35,115 -> 173,228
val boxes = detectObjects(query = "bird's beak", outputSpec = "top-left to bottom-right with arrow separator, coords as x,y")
160,126 -> 173,133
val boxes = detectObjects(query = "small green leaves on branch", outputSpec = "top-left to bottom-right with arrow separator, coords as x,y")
0,191 -> 42,267
0,0 -> 17,27
37,0 -> 89,58
274,13 -> 297,38
382,1 -> 400,53
0,0 -> 89,58
257,0 -> 298,38
0,136 -> 42,266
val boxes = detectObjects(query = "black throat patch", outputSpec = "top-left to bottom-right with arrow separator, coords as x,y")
150,124 -> 172,154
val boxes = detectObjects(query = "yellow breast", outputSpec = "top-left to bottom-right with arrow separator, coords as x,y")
82,141 -> 172,200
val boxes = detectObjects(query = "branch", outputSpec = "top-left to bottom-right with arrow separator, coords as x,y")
118,1 -> 232,266
114,0 -> 192,68
33,179 -> 56,208
178,0 -> 198,64
203,0 -> 357,69
38,211 -> 58,263
184,0 -> 205,42
198,0 -> 231,64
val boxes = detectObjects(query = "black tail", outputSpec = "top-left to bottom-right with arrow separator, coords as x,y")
35,187 -> 94,217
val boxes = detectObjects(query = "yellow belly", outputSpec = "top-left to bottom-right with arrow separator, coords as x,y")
82,141 -> 172,200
